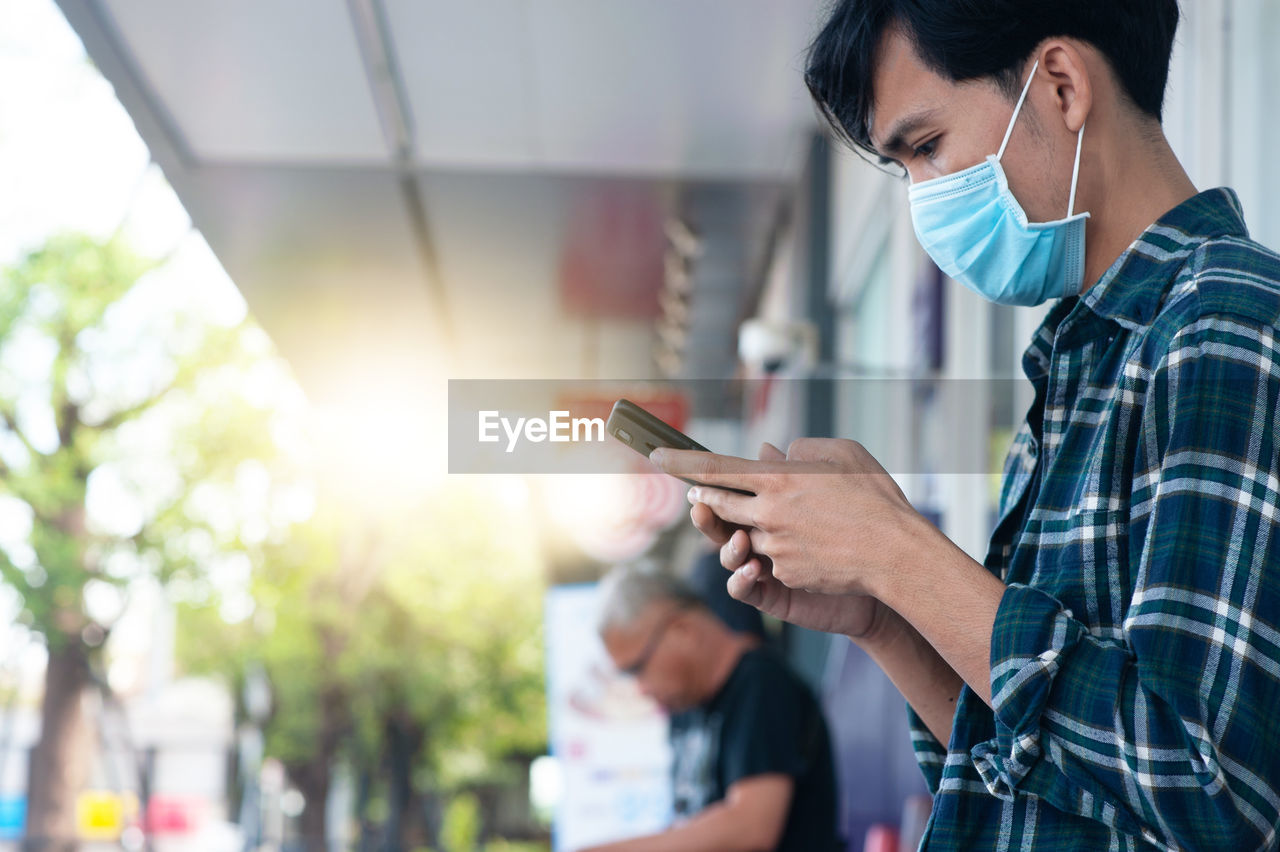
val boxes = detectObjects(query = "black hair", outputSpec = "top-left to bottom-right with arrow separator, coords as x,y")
805,0 -> 1181,157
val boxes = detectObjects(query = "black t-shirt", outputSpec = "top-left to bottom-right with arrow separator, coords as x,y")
668,646 -> 841,852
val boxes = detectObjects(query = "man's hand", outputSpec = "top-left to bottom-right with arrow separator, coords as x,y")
685,442 -> 883,639
656,437 -> 1004,719
720,522 -> 883,639
573,774 -> 794,852
652,438 -> 937,607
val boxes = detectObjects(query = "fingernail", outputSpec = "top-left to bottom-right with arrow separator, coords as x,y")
649,448 -> 665,465
687,487 -> 701,503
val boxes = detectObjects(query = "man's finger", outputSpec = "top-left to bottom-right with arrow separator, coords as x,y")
688,483 -> 757,527
720,528 -> 752,571
726,562 -> 763,603
691,501 -> 734,545
759,442 -> 786,461
650,448 -> 778,492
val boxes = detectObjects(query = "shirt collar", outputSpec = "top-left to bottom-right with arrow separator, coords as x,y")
1021,297 -> 1075,382
1020,188 -> 1248,380
1075,187 -> 1249,330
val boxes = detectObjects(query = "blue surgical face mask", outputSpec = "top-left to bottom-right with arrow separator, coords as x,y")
907,60 -> 1089,307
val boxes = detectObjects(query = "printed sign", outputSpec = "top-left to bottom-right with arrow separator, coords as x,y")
545,584 -> 672,851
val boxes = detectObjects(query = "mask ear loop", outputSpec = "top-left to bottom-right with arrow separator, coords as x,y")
996,59 -> 1040,161
1067,121 -> 1086,217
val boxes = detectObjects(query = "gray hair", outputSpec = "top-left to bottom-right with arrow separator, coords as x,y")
596,561 -> 704,634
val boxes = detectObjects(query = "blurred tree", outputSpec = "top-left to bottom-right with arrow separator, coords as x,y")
180,482 -> 547,852
343,489 -> 546,850
0,233 -> 292,850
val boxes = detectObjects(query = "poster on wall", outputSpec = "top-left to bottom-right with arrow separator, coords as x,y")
545,584 -> 672,852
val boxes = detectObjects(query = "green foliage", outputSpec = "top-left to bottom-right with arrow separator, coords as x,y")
2,233 -> 550,841
341,485 -> 548,781
0,232 -> 287,649
0,230 -> 318,840
179,480 -> 548,837
440,793 -> 481,852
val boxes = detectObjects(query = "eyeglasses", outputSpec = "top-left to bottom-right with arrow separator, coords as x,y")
618,607 -> 686,677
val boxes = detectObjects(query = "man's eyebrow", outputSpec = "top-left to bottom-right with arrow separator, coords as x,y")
873,108 -> 941,163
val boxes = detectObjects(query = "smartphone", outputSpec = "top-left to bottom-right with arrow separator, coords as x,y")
606,398 -> 709,455
606,399 -> 753,495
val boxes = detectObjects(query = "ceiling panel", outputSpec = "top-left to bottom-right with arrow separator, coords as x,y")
101,0 -> 388,163
59,0 -> 808,395
175,164 -> 439,389
387,0 -> 821,177
384,0 -> 538,169
527,0 -> 821,178
94,0 -> 821,177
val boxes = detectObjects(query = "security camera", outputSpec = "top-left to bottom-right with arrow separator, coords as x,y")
737,318 -> 818,374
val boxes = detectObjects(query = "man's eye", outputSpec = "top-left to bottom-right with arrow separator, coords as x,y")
914,139 -> 938,159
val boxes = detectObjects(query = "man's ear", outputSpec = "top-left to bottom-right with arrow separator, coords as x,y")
1037,39 -> 1093,134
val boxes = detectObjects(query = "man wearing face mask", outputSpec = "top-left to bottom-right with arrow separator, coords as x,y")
650,0 -> 1280,849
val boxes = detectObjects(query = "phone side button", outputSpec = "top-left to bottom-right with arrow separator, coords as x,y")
615,429 -> 633,445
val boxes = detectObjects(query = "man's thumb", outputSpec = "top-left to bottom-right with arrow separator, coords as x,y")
759,441 -> 785,461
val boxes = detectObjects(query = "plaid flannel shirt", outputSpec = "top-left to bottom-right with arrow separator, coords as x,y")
910,188 -> 1280,850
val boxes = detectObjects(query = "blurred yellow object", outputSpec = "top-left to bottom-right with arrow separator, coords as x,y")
75,791 -> 138,841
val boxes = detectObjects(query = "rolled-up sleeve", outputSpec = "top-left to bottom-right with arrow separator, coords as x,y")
906,704 -> 947,794
973,316 -> 1280,849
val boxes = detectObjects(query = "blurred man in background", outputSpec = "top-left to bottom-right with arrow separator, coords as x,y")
578,564 -> 839,852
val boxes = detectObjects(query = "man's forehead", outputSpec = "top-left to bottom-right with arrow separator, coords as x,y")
605,601 -> 667,637
600,625 -> 638,660
867,28 -> 949,154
